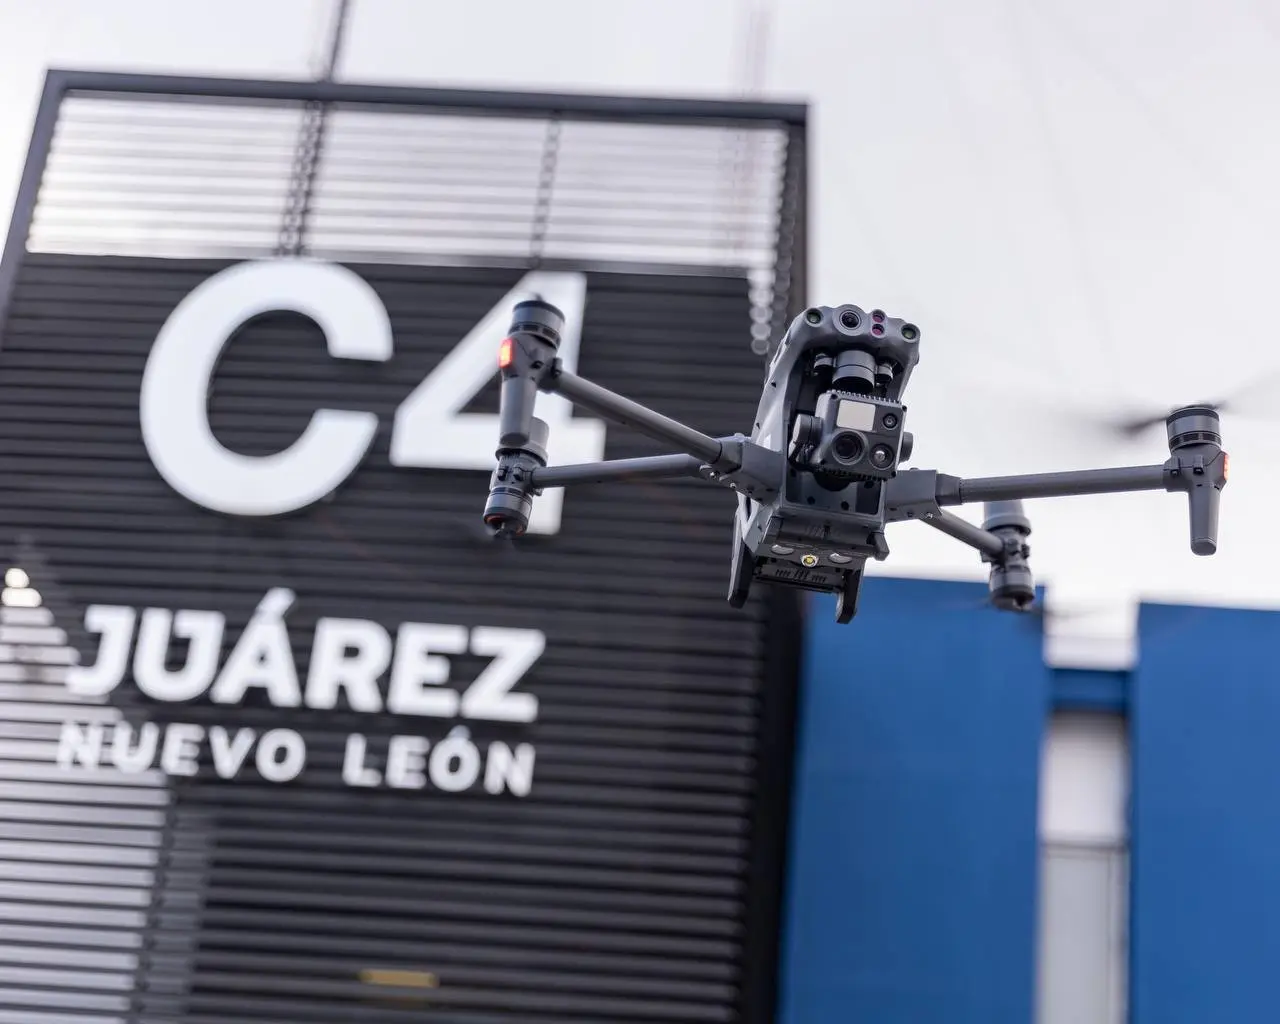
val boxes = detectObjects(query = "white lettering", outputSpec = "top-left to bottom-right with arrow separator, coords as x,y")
56,721 -> 103,769
133,608 -> 225,702
428,727 -> 481,792
111,722 -> 159,774
65,605 -> 136,697
463,627 -> 543,723
210,590 -> 302,708
386,623 -> 466,717
385,735 -> 429,789
140,262 -> 606,534
159,723 -> 204,776
484,741 -> 536,797
304,617 -> 390,712
52,719 -> 537,796
139,259 -> 394,516
255,729 -> 306,782
342,733 -> 382,787
209,726 -> 256,779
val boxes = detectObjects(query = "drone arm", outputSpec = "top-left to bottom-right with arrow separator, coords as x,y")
545,366 -> 727,467
539,366 -> 785,497
486,301 -> 781,536
918,508 -> 1006,560
936,464 -> 1168,504
529,453 -> 706,490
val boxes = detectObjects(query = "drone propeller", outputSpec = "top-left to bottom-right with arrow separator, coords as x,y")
928,590 -> 1102,622
942,363 -> 1278,449
1073,370 -> 1280,441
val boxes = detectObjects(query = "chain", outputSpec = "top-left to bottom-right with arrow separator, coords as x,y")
528,117 -> 562,271
276,100 -> 328,257
276,0 -> 352,257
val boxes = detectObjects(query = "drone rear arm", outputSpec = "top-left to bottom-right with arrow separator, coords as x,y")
530,452 -> 706,489
483,300 -> 782,535
551,371 -> 727,467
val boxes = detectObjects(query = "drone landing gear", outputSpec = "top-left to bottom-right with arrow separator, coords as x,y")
835,568 -> 863,624
728,524 -> 863,623
728,528 -> 753,609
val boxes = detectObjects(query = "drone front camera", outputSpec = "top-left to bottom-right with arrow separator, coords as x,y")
483,298 -> 1228,624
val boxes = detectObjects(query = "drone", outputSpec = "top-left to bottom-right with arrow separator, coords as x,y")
482,299 -> 1228,624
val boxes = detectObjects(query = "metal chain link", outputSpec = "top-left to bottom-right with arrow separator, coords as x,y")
276,0 -> 351,257
276,99 -> 328,257
527,117 -> 562,271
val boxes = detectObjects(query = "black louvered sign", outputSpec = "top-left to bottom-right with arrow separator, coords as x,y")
0,70 -> 807,1024
0,252 -> 801,1024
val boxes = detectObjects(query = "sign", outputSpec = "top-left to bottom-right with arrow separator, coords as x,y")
139,261 -> 607,535
0,251 -> 784,1024
54,586 -> 544,793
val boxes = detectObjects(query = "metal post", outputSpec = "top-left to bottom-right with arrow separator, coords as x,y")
0,74 -> 64,329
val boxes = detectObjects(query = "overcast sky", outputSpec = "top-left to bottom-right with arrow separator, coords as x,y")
0,0 -> 1276,655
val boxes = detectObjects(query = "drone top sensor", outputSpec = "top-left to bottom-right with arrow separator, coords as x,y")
483,299 -> 1228,624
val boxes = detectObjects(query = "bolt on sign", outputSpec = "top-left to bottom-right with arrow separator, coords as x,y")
0,71 -> 809,1024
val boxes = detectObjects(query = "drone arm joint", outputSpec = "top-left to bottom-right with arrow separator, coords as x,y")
919,508 -> 1006,560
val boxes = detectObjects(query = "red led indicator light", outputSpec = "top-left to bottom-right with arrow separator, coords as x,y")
498,337 -> 514,369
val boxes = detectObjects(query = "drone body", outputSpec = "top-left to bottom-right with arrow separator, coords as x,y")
731,305 -> 921,621
483,299 -> 1228,624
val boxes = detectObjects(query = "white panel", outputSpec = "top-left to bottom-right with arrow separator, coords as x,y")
1036,846 -> 1128,1024
1039,712 -> 1128,845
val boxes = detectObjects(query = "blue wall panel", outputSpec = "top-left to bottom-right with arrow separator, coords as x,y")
1131,601 -> 1280,1024
778,576 -> 1050,1024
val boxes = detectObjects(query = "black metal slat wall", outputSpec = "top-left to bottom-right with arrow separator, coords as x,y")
0,74 -> 807,1024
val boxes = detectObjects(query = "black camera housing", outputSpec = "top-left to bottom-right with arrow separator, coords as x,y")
731,304 -> 922,613
791,390 -> 909,482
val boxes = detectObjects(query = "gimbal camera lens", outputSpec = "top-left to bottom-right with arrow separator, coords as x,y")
832,349 -> 878,395
869,444 -> 894,469
831,431 -> 865,465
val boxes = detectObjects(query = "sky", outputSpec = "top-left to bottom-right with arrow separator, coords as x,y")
0,0 -> 1276,664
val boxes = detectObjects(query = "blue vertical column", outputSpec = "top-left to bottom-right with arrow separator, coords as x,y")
1130,602 -> 1280,1024
777,576 -> 1049,1024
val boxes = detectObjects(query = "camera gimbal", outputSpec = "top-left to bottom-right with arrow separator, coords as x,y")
483,298 -> 1228,624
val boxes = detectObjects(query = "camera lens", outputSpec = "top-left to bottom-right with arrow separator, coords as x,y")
870,444 -> 894,468
831,432 -> 865,465
839,310 -> 860,330
831,349 -> 877,395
